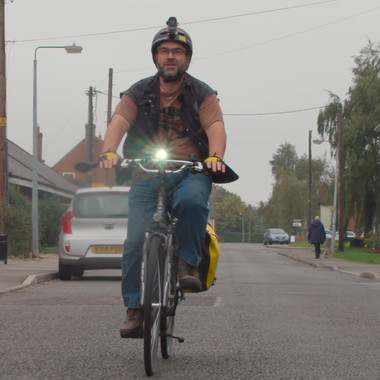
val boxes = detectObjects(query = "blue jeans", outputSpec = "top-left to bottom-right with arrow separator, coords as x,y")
121,171 -> 212,308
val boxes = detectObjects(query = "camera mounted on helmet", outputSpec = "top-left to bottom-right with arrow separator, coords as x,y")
167,17 -> 178,39
151,17 -> 193,63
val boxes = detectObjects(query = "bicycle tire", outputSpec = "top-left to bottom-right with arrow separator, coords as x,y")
143,235 -> 163,377
161,254 -> 178,359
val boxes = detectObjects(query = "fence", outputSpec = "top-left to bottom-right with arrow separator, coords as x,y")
217,231 -> 263,243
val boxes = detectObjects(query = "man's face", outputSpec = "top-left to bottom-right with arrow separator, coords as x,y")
154,41 -> 190,82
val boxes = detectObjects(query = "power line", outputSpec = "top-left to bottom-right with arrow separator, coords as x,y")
181,0 -> 339,25
223,106 -> 325,116
224,63 -> 380,118
199,6 -> 380,60
10,0 -> 339,43
94,89 -> 119,99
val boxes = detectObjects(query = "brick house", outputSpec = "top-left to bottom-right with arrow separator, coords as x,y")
53,133 -> 117,187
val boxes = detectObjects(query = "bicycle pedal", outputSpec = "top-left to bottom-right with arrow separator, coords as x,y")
179,287 -> 201,294
161,333 -> 184,343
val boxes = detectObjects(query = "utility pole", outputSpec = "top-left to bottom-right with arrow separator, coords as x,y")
107,68 -> 113,126
338,109 -> 344,251
0,1 -> 7,210
85,86 -> 95,185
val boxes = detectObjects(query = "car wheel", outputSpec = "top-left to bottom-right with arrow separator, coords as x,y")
59,262 -> 72,281
72,267 -> 84,278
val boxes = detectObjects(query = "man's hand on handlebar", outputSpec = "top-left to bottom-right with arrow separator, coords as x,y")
204,156 -> 226,174
98,151 -> 120,169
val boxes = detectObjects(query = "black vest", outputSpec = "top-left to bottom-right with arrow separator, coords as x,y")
121,73 -> 216,160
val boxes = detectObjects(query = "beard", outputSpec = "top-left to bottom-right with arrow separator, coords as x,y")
156,61 -> 189,82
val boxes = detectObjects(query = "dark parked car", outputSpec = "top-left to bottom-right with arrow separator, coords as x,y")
58,186 -> 129,280
263,228 -> 290,245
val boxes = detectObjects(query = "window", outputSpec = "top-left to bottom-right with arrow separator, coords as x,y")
73,192 -> 129,218
63,172 -> 75,179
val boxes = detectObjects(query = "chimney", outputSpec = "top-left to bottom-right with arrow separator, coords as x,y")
37,125 -> 43,162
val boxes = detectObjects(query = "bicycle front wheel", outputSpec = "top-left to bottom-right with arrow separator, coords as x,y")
161,255 -> 178,359
143,235 -> 163,377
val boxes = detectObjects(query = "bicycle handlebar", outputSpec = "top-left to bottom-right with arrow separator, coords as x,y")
75,157 -> 239,184
119,158 -> 204,174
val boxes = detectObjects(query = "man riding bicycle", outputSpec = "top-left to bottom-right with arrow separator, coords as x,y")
99,17 -> 227,339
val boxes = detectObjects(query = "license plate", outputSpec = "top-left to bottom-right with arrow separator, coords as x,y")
91,245 -> 123,254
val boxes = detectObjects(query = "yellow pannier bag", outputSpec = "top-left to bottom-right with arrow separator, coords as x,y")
198,224 -> 220,291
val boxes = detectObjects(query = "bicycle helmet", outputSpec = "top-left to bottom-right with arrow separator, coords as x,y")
151,17 -> 193,62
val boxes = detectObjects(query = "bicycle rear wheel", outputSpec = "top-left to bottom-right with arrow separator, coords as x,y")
143,235 -> 163,377
161,255 -> 178,359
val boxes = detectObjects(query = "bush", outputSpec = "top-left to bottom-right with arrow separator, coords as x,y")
0,202 -> 32,257
0,184 -> 67,256
217,231 -> 263,243
39,196 -> 66,247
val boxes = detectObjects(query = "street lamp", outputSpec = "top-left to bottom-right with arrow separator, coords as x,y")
313,138 -> 338,253
308,130 -> 312,230
32,44 -> 83,257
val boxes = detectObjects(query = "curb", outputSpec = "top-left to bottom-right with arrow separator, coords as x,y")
0,272 -> 59,295
275,251 -> 380,281
360,272 -> 380,280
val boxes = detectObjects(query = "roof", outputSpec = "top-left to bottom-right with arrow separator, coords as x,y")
7,139 -> 78,199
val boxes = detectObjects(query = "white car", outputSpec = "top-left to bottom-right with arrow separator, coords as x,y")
58,186 -> 129,280
325,229 -> 338,240
325,229 -> 357,241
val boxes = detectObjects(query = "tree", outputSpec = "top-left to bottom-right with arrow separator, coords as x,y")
214,186 -> 244,232
271,172 -> 308,232
258,142 -> 330,237
270,143 -> 298,182
318,40 -> 380,235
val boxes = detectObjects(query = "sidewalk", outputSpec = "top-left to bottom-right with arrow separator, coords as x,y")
0,253 -> 59,295
268,245 -> 380,280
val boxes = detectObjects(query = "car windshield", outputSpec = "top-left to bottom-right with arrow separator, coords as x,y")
73,192 -> 128,218
271,229 -> 286,234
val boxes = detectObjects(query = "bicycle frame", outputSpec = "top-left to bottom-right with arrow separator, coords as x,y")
120,157 -> 201,376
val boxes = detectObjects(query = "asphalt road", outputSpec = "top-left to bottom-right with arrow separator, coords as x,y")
0,243 -> 379,379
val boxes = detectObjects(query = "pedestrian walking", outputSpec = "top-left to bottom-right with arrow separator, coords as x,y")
308,216 -> 326,259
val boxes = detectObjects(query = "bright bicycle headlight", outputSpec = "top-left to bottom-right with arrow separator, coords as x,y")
156,149 -> 167,160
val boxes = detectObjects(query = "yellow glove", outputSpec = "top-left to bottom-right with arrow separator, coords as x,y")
98,151 -> 120,161
204,156 -> 223,163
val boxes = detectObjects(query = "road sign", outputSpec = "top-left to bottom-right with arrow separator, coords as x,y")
292,219 -> 302,227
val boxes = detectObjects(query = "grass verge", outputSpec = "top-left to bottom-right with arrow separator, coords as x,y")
331,248 -> 380,264
291,242 -> 380,264
40,246 -> 59,254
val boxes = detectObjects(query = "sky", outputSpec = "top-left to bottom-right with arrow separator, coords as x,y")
4,0 -> 380,206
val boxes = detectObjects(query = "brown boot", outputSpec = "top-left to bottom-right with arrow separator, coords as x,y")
178,258 -> 202,292
120,308 -> 143,338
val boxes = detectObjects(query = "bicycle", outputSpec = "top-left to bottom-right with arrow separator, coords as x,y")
76,152 -> 238,377
122,155 -> 204,376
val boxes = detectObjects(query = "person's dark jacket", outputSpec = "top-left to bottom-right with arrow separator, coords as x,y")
121,72 -> 216,160
308,220 -> 326,244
